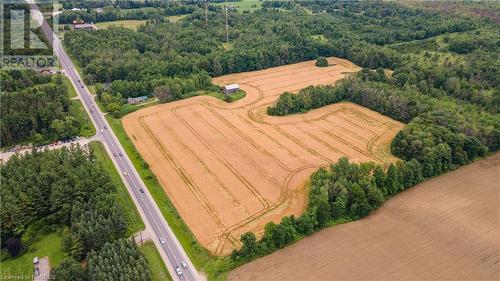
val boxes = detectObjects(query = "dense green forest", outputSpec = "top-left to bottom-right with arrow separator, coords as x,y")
61,1 -> 480,116
0,147 -> 151,280
0,71 -> 88,147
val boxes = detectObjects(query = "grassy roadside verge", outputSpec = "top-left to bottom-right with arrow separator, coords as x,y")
139,242 -> 173,281
69,100 -> 96,137
106,115 -> 231,281
62,76 -> 77,98
89,141 -> 145,236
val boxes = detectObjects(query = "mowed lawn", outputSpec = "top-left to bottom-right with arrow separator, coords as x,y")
1,232 -> 64,278
140,242 -> 172,281
89,141 -> 145,235
96,20 -> 147,31
212,0 -> 262,12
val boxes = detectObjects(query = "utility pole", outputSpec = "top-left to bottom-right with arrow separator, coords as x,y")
205,0 -> 208,29
225,4 -> 229,43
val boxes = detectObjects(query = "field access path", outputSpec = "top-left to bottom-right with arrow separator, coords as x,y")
123,58 -> 405,255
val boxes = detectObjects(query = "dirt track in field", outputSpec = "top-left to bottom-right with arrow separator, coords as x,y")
123,58 -> 404,255
229,153 -> 500,280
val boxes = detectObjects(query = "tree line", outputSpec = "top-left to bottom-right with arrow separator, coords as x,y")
0,147 -> 151,280
268,74 -> 498,173
231,157 -> 424,264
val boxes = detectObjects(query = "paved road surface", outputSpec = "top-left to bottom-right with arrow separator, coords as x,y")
30,3 -> 201,280
34,256 -> 50,281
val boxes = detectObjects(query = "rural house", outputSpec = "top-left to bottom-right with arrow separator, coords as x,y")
127,96 -> 148,105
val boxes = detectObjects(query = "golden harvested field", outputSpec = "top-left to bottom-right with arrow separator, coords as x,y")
229,153 -> 500,280
123,58 -> 404,255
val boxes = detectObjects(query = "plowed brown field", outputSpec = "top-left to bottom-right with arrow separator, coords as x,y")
123,58 -> 404,255
228,153 -> 500,281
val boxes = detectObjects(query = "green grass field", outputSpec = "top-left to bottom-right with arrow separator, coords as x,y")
89,141 -> 145,236
61,76 -> 77,98
205,89 -> 246,103
140,242 -> 173,281
1,231 -> 64,278
69,100 -> 96,137
212,0 -> 262,12
222,42 -> 234,51
167,14 -> 188,23
105,115 -> 231,281
96,20 -> 148,31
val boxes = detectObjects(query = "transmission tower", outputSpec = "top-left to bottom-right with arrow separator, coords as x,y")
225,4 -> 229,42
205,0 -> 208,28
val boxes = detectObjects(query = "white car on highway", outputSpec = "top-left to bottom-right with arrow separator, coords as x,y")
175,266 -> 183,276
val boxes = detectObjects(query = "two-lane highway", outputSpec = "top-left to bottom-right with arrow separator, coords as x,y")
31,3 -> 200,280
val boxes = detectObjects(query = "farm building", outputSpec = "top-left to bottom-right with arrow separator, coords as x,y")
127,96 -> 148,104
224,84 -> 239,95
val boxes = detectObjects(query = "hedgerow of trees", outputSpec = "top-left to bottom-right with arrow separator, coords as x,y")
231,157 -> 423,264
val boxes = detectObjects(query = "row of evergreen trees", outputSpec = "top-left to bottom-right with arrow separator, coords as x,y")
52,239 -> 151,281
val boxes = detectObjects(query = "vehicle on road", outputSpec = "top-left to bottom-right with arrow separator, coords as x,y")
90,109 -> 94,113
113,152 -> 118,157
81,85 -> 84,89
100,128 -> 104,133
181,261 -> 187,269
175,266 -> 183,276
123,171 -> 128,176
140,188 -> 145,193
119,152 -> 123,156
160,239 -> 165,244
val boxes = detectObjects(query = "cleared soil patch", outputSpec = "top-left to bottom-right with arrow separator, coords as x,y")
123,58 -> 404,255
229,153 -> 500,280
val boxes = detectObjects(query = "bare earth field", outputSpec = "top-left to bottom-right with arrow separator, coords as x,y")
229,153 -> 500,281
123,58 -> 404,255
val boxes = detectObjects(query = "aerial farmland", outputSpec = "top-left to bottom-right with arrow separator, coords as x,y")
123,58 -> 404,255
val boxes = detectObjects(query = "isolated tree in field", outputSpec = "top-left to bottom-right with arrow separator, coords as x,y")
315,57 -> 328,67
